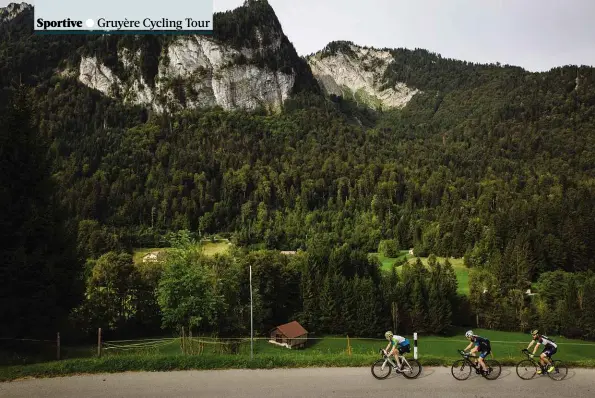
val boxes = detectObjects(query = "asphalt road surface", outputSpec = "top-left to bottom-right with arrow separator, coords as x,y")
1,367 -> 593,398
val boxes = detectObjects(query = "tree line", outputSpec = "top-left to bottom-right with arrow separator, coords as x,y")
71,230 -> 460,340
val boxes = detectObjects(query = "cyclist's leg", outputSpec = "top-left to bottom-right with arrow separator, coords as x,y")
397,344 -> 410,368
478,350 -> 488,371
389,346 -> 399,368
545,347 -> 557,371
469,346 -> 479,366
540,347 -> 551,367
394,347 -> 401,367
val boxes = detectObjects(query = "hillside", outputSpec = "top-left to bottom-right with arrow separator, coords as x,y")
1,2 -> 593,270
1,1 -> 595,341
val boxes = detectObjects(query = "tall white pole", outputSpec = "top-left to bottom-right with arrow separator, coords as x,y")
250,265 -> 253,360
413,332 -> 418,359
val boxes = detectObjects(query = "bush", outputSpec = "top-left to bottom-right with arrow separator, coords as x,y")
378,239 -> 399,257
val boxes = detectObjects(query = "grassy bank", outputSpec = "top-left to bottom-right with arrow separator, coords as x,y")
2,353 -> 595,382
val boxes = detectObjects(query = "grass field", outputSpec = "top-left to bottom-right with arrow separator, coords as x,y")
12,329 -> 595,363
201,240 -> 232,256
2,329 -> 595,381
220,329 -> 595,363
370,250 -> 410,269
132,240 -> 232,264
372,252 -> 470,296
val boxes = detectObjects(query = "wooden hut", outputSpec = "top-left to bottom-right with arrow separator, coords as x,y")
269,321 -> 308,349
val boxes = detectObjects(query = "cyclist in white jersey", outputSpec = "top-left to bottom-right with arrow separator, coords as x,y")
527,329 -> 558,374
384,331 -> 411,371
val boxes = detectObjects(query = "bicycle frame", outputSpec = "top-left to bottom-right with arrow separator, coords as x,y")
521,349 -> 552,370
457,350 -> 484,372
379,349 -> 413,372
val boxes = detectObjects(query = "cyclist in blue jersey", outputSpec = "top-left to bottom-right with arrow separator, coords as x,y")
527,329 -> 557,374
463,330 -> 491,375
384,331 -> 411,371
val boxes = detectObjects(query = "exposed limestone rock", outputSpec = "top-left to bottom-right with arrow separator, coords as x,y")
77,35 -> 295,113
0,2 -> 30,23
307,44 -> 420,109
79,57 -> 121,97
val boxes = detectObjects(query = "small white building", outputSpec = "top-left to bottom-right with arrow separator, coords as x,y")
142,251 -> 163,263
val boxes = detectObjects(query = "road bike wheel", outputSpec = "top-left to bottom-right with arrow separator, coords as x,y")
371,358 -> 392,380
547,360 -> 568,381
516,359 -> 538,380
451,359 -> 472,380
401,359 -> 422,379
482,359 -> 501,380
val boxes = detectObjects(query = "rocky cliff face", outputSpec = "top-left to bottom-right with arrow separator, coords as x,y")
307,42 -> 420,110
2,2 -> 419,113
78,35 -> 297,113
0,2 -> 30,23
1,0 -> 317,113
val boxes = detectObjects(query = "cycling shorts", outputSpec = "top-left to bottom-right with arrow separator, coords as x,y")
542,345 -> 557,358
476,342 -> 490,358
398,342 -> 411,355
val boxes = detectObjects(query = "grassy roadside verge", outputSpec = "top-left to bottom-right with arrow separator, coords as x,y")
2,354 -> 595,382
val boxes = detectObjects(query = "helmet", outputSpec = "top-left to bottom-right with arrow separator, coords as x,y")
385,331 -> 393,340
465,330 -> 473,338
531,329 -> 539,336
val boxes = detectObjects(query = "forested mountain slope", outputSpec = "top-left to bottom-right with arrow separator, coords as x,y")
1,2 -> 594,273
1,1 -> 595,339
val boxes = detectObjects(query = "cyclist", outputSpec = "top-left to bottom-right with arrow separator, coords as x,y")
463,330 -> 491,375
527,329 -> 557,374
384,331 -> 411,371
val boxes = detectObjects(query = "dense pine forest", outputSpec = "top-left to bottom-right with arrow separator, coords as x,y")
1,1 -> 595,344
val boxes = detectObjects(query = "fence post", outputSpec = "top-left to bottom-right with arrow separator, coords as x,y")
97,328 -> 102,358
346,335 -> 352,356
413,332 -> 418,359
56,332 -> 60,360
181,327 -> 185,355
250,265 -> 253,360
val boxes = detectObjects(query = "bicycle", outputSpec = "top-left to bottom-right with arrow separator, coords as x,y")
371,348 -> 422,380
516,349 -> 568,381
451,350 -> 501,380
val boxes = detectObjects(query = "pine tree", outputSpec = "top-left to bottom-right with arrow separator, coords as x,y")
409,278 -> 427,332
318,275 -> 335,333
0,85 -> 82,337
298,260 -> 318,331
580,275 -> 595,339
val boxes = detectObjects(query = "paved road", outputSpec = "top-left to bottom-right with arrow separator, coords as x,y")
1,367 -> 593,398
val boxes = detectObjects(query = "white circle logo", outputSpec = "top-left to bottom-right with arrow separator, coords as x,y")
86,19 -> 95,28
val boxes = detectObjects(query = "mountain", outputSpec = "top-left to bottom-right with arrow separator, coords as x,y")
0,0 -> 319,113
2,0 -> 595,340
1,1 -> 594,273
